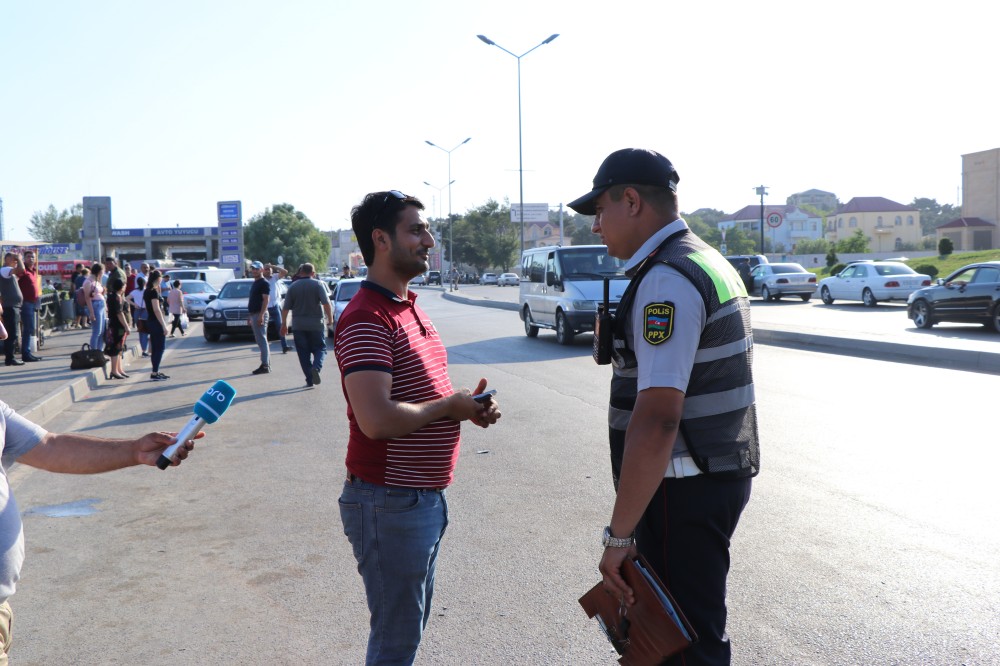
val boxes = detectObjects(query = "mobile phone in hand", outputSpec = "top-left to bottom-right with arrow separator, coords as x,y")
472,389 -> 497,403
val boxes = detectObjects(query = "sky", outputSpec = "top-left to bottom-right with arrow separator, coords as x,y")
1,0 -> 997,241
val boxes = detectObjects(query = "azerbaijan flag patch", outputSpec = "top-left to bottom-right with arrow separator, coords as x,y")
643,302 -> 675,345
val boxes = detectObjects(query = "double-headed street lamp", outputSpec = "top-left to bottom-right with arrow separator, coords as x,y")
425,137 -> 470,291
424,179 -> 454,274
477,33 -> 559,255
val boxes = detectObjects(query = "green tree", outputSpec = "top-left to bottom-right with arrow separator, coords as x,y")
685,208 -> 727,227
835,229 -> 870,253
453,200 -> 519,272
244,203 -> 331,271
704,226 -> 757,255
911,198 -> 961,236
28,203 -> 83,243
825,248 -> 839,268
794,238 -> 830,254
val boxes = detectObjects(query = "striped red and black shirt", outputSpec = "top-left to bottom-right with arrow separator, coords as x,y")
334,281 -> 460,488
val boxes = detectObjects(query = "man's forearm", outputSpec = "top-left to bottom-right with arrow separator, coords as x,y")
19,433 -> 139,474
609,389 -> 684,538
361,396 -> 456,440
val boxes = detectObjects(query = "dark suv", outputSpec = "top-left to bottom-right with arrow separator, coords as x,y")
427,270 -> 442,285
724,254 -> 768,270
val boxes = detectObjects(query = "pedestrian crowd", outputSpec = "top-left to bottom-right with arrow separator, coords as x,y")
0,255 -> 185,382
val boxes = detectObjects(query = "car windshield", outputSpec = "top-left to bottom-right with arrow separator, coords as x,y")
771,264 -> 807,274
337,282 -> 362,301
874,264 -> 916,276
558,249 -> 627,279
218,281 -> 252,299
180,281 -> 218,294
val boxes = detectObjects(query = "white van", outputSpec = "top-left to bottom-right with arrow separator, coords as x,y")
162,267 -> 235,291
518,245 -> 629,344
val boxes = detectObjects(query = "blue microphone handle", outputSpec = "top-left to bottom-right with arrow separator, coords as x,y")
156,414 -> 207,470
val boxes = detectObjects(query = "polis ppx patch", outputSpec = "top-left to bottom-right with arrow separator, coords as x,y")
643,302 -> 675,345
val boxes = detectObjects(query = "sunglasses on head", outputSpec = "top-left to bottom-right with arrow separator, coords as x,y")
374,190 -> 407,227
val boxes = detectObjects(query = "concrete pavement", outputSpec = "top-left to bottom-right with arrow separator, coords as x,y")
6,283 -> 999,431
438,283 -> 1000,374
1,323 -> 164,426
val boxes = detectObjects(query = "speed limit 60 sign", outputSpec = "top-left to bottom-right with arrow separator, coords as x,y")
766,212 -> 783,228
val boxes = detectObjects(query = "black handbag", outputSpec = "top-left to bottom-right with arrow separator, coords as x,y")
70,343 -> 108,370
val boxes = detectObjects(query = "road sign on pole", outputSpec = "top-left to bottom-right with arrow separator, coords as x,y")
766,212 -> 783,228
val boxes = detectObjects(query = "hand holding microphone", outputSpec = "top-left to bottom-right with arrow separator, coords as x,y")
156,380 -> 237,470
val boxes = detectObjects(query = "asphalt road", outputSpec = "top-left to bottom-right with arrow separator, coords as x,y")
7,293 -> 1000,664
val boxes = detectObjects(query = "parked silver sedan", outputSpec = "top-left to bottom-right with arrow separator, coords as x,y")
330,277 -> 364,338
749,263 -> 816,302
819,261 -> 932,307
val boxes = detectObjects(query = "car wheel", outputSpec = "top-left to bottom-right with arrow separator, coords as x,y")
821,286 -> 834,305
800,294 -> 812,302
555,310 -> 574,345
204,331 -> 221,342
991,302 -> 1000,334
523,307 -> 539,338
911,299 -> 934,329
862,288 -> 877,307
761,285 -> 772,302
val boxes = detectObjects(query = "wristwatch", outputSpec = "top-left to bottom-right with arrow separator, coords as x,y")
602,526 -> 635,548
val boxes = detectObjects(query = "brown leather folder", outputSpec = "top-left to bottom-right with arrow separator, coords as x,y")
579,555 -> 697,666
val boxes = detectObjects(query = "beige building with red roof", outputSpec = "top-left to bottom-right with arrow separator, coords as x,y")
825,197 -> 922,252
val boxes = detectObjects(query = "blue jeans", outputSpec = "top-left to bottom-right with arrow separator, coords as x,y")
2,306 -> 20,362
89,300 -> 107,351
268,305 -> 288,349
292,329 -> 326,384
21,301 -> 37,356
249,311 -> 270,366
339,477 -> 449,666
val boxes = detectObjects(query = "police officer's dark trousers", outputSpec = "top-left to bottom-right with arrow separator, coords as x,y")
635,474 -> 752,666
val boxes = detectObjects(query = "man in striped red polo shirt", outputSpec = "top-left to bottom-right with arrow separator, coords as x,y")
335,190 -> 501,666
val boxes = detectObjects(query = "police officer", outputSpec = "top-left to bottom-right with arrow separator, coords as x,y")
568,148 -> 760,666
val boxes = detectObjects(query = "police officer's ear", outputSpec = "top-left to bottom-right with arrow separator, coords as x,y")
623,186 -> 643,215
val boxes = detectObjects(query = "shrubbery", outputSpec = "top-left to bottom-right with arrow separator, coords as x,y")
914,264 -> 939,278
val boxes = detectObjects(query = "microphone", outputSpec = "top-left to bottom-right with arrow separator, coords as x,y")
156,380 -> 237,470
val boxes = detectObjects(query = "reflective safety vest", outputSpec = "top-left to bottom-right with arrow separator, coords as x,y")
609,230 -> 760,480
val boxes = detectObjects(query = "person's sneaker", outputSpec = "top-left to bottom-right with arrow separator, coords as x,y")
311,368 -> 321,385
141,352 -> 150,357
252,364 -> 270,375
150,372 -> 170,381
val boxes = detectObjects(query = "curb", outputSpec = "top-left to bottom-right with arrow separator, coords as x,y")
21,341 -> 145,427
442,291 -> 1000,375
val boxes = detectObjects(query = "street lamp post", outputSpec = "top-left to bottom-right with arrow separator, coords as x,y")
424,179 -> 454,278
477,33 -> 559,257
755,185 -> 768,255
425,138 -> 470,291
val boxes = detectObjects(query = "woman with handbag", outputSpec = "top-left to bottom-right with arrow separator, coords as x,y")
167,280 -> 187,337
128,276 -> 149,357
84,263 -> 107,352
104,278 -> 130,379
143,271 -> 170,381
